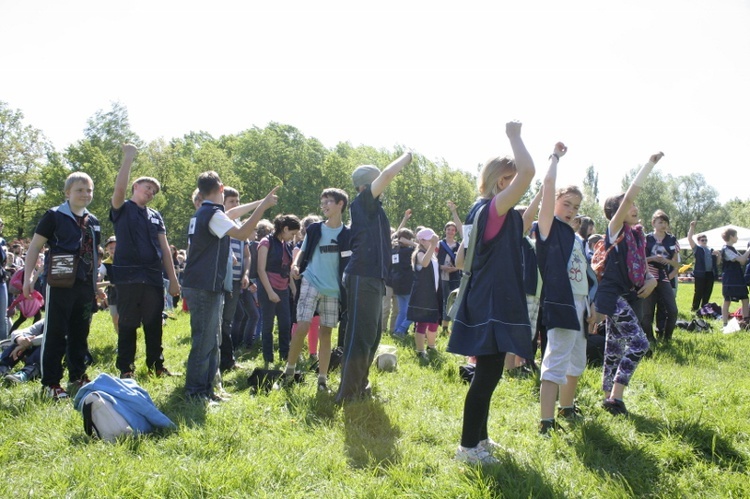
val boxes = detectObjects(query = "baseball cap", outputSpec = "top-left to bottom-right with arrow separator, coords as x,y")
416,228 -> 437,241
352,165 -> 380,188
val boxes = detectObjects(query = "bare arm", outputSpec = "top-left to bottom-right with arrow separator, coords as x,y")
608,152 -> 664,237
158,234 -> 180,297
687,221 -> 698,250
537,142 -> 568,238
396,209 -> 412,233
370,152 -> 413,199
418,235 -> 440,268
112,144 -> 138,210
493,122 -> 536,216
256,243 -> 279,302
226,200 -> 263,221
522,188 -> 543,235
225,187 -> 279,241
241,243 -> 251,289
448,201 -> 463,238
22,234 -> 46,299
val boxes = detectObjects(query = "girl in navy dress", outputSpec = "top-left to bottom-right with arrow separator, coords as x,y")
594,152 -> 663,416
719,228 -> 749,326
448,121 -> 535,465
406,227 -> 441,360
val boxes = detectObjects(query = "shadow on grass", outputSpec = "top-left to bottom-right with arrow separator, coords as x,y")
161,386 -> 209,429
343,398 -> 401,469
468,453 -> 559,499
651,336 -> 731,365
88,344 -> 117,366
574,420 -> 660,497
630,413 -> 747,472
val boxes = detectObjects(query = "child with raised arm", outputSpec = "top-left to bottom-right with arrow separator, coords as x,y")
535,143 -> 596,434
336,151 -> 413,403
719,228 -> 749,325
594,153 -> 663,416
448,122 -> 535,465
407,228 -> 441,360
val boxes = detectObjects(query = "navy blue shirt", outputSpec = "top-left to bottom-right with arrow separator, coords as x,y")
344,186 -> 391,279
110,200 -> 166,287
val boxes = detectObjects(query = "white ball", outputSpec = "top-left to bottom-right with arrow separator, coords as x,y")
376,352 -> 398,372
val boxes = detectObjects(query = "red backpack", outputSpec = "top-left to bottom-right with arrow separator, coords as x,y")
591,232 -> 625,281
8,268 -> 25,295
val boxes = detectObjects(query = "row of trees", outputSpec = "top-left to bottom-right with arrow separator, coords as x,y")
2,101 -> 748,250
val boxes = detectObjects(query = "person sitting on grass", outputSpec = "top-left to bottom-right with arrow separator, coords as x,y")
0,319 -> 44,384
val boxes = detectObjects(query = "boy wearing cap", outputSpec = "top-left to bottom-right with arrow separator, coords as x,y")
110,144 -> 180,379
335,152 -> 413,403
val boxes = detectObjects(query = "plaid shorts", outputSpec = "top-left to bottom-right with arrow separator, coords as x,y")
296,277 -> 340,327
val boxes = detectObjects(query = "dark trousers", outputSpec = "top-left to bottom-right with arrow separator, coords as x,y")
41,281 -> 93,386
336,275 -> 384,403
461,352 -> 505,448
692,273 -> 715,311
233,288 -> 260,348
641,280 -> 678,341
257,285 -> 291,363
220,280 -> 242,370
116,283 -> 165,373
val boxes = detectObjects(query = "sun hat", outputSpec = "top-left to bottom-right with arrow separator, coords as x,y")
351,165 -> 381,188
416,228 -> 437,241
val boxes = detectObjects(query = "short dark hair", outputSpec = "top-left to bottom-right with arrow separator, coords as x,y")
197,171 -> 222,197
321,188 -> 349,211
651,209 -> 670,224
223,186 -> 240,199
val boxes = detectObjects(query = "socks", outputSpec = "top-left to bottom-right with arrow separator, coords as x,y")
285,364 -> 296,376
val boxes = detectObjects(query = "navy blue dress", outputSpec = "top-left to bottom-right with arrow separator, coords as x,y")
447,202 -> 532,358
721,245 -> 748,301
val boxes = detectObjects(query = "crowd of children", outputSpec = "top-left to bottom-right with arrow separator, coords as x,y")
5,126 -> 750,469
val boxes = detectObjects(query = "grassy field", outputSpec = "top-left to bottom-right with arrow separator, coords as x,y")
1,283 -> 748,498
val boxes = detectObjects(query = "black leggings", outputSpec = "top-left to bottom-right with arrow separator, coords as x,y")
460,352 -> 505,448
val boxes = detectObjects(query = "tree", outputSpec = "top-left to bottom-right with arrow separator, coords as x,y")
0,102 -> 51,239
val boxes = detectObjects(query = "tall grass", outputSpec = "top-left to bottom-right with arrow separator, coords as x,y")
0,283 -> 748,498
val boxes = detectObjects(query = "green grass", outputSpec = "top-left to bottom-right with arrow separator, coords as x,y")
1,283 -> 749,498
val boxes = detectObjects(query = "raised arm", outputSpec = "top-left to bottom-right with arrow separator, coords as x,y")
687,220 -> 698,250
395,209 -> 412,233
371,152 -> 413,199
112,144 -> 138,209
522,188 -> 543,235
418,235 -> 440,268
493,122 -> 536,216
226,199 -> 263,221
609,152 -> 664,237
448,201 -> 463,238
226,187 -> 279,241
537,142 -> 568,238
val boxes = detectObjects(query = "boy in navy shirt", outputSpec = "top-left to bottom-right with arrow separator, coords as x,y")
335,152 -> 412,403
110,144 -> 180,379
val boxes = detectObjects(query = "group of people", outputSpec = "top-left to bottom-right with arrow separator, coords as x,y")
4,121 -> 749,468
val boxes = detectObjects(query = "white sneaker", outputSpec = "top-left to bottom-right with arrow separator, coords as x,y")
454,445 -> 500,465
478,438 -> 503,455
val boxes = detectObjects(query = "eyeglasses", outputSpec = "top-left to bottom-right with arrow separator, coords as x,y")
320,199 -> 335,207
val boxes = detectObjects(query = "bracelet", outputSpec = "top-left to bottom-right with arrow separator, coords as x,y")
549,153 -> 560,161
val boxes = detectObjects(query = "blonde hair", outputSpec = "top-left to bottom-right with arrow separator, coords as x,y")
64,172 -> 93,193
556,185 -> 583,200
477,156 -> 516,198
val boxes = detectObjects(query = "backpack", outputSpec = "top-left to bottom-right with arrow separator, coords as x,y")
9,268 -> 24,295
591,232 -> 625,281
81,391 -> 134,442
447,204 -> 486,320
7,290 -> 44,318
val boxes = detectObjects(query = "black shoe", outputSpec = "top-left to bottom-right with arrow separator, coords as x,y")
557,403 -> 583,420
602,398 -> 629,416
539,419 -> 561,436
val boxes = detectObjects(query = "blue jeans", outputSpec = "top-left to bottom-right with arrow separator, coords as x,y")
232,288 -> 260,348
183,287 -> 223,397
257,285 -> 291,364
393,294 -> 412,335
